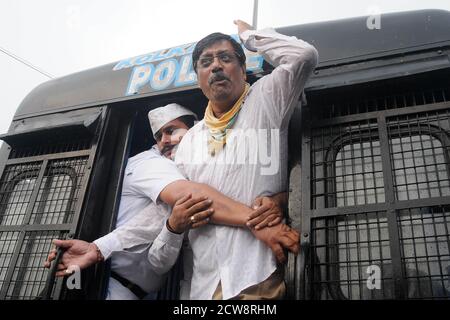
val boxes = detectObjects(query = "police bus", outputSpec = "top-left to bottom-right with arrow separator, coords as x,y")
0,9 -> 449,300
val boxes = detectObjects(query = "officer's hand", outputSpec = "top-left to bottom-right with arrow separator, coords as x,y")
44,239 -> 102,277
247,196 -> 283,230
168,194 -> 214,233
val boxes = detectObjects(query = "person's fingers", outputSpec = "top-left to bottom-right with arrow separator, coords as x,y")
279,234 -> 299,255
55,265 -> 78,277
255,215 -> 276,230
254,212 -> 275,229
190,208 -> 214,225
248,203 -> 271,220
267,216 -> 282,227
174,193 -> 192,206
55,271 -> 66,277
254,211 -> 283,229
280,225 -> 300,242
56,263 -> 66,271
55,270 -> 71,277
290,242 -> 300,255
44,249 -> 58,268
191,217 -> 210,229
251,197 -> 263,209
282,235 -> 297,249
270,243 -> 286,264
66,265 -> 77,274
195,208 -> 214,220
181,196 -> 208,210
247,215 -> 266,228
44,256 -> 54,267
47,250 -> 57,261
285,229 -> 300,243
248,206 -> 274,228
52,239 -> 73,249
186,199 -> 213,215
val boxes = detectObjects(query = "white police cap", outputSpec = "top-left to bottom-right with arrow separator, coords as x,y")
148,103 -> 197,138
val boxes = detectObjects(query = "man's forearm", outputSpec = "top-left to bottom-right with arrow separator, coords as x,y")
147,224 -> 184,275
159,180 -> 252,227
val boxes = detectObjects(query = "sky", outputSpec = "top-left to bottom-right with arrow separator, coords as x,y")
1,0 -> 450,136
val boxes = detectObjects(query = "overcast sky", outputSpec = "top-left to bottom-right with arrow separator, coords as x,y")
1,0 -> 450,135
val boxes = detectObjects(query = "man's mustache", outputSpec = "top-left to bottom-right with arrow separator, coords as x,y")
161,144 -> 175,155
208,72 -> 230,85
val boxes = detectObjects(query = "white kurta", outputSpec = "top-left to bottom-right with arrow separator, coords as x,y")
175,28 -> 318,300
94,145 -> 186,299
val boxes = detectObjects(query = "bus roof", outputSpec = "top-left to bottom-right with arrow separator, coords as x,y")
14,9 -> 450,119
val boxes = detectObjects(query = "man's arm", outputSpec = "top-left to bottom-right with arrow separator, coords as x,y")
129,152 -> 280,230
236,20 -> 319,127
159,180 -> 279,229
160,183 -> 299,264
44,195 -> 212,276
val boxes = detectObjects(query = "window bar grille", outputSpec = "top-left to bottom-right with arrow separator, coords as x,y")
8,162 -> 80,298
0,132 -> 101,299
0,160 -> 47,299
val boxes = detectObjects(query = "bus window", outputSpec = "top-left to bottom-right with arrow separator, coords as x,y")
0,160 -> 85,299
398,206 -> 450,298
335,140 -> 384,206
0,232 -> 20,292
335,134 -> 450,206
331,133 -> 450,298
0,108 -> 103,299
0,165 -> 40,226
392,135 -> 450,201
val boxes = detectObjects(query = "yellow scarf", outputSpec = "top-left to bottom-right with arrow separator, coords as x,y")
204,83 -> 250,156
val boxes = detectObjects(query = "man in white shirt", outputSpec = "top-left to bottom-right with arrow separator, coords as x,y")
45,103 -> 299,299
174,20 -> 318,299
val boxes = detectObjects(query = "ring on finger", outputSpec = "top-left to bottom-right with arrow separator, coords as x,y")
190,215 -> 195,223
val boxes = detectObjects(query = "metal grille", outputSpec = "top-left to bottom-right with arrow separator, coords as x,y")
0,163 -> 41,226
5,231 -> 68,299
0,139 -> 94,299
0,232 -> 20,291
8,137 -> 91,159
314,84 -> 450,120
388,111 -> 450,201
311,111 -> 450,209
310,211 -> 393,299
311,119 -> 384,209
398,206 -> 450,299
29,158 -> 88,225
303,71 -> 450,299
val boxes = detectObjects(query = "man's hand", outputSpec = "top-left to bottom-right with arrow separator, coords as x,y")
167,194 -> 214,233
44,239 -> 102,277
234,19 -> 254,36
252,224 -> 299,264
247,196 -> 283,230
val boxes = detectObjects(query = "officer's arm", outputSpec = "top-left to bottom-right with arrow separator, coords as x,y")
159,180 -> 267,228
